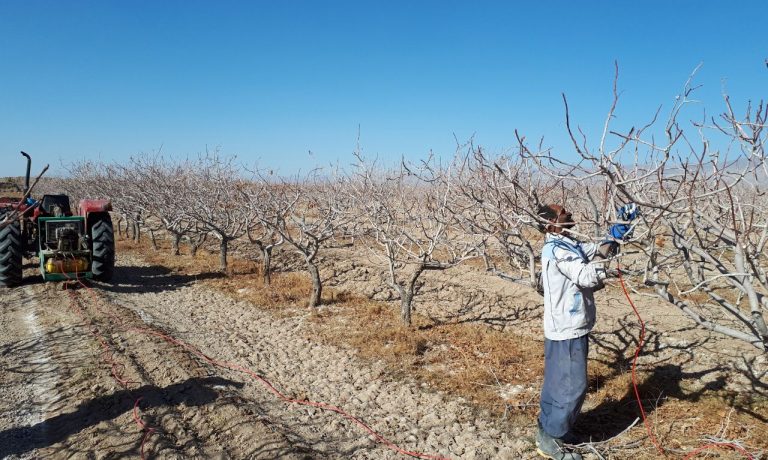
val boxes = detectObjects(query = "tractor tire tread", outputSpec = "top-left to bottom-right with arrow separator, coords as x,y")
0,222 -> 23,287
91,217 -> 115,282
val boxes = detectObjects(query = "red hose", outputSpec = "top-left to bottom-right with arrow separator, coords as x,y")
133,397 -> 157,459
615,261 -> 754,460
132,326 -> 452,460
63,265 -> 156,460
63,280 -> 154,459
65,271 -> 451,460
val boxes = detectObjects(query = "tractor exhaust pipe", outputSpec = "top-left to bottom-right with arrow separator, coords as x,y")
20,151 -> 31,192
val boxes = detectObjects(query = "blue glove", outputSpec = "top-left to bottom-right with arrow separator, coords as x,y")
618,202 -> 639,221
608,203 -> 639,240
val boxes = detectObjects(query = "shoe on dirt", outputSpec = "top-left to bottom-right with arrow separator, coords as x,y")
536,425 -> 583,460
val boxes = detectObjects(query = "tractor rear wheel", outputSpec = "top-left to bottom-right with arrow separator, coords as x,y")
0,221 -> 23,287
91,214 -> 115,282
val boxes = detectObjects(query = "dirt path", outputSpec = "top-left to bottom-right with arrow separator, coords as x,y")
0,256 -> 533,459
0,285 -> 62,459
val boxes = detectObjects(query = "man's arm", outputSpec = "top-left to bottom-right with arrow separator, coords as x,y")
554,252 -> 605,289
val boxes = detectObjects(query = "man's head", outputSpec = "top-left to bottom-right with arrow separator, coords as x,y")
537,204 -> 575,234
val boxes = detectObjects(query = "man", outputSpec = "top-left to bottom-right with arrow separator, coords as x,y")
535,203 -> 639,460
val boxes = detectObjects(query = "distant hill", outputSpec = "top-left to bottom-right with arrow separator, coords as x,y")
0,177 -> 23,199
0,176 -> 68,199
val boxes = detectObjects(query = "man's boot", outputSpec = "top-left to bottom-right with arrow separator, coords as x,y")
536,425 -> 582,460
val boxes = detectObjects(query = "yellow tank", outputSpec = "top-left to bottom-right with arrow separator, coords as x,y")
45,257 -> 89,274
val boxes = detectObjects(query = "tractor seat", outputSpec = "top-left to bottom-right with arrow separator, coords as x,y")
40,195 -> 73,217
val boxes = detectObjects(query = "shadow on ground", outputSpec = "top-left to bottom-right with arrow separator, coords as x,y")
99,264 -> 224,294
0,377 -> 240,458
570,315 -> 744,442
575,363 -> 729,442
419,295 -> 541,331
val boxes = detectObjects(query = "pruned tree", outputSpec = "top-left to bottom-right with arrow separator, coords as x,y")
186,222 -> 211,257
260,168 -> 354,307
241,175 -> 285,285
522,64 -> 768,350
449,141 -> 551,287
121,155 -> 205,255
350,152 -> 481,326
175,152 -> 251,273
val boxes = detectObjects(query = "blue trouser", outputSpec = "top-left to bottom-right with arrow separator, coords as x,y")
538,335 -> 589,438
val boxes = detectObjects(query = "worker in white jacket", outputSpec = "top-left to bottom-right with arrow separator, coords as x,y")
535,203 -> 638,460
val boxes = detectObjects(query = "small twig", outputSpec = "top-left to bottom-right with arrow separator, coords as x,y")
570,416 -> 641,448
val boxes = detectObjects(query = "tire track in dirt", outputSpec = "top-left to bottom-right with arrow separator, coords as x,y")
18,288 -> 58,427
2,252 -> 535,459
104,254 -> 534,459
0,277 -> 166,458
69,278 -> 317,459
1,268 -> 313,459
0,285 -> 60,459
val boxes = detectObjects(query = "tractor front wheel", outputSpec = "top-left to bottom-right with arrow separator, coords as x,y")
90,214 -> 115,282
0,221 -> 23,287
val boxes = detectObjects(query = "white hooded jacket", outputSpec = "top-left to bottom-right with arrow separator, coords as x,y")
540,233 -> 605,340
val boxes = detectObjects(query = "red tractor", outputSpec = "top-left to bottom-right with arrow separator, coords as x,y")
0,152 -> 115,286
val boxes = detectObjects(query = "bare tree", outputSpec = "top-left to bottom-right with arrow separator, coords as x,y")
187,223 -> 211,257
241,178 -> 285,285
450,141 -> 551,287
120,155 -> 205,255
260,168 -> 353,307
522,64 -> 768,350
350,153 -> 481,326
175,153 -> 251,273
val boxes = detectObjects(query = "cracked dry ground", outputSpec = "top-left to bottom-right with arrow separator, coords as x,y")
0,254 -> 531,459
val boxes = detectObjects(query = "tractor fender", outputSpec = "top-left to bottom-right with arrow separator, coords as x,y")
79,199 -> 113,236
79,199 -> 112,219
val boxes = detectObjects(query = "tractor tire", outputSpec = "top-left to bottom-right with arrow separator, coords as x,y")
0,221 -> 23,287
91,215 -> 115,282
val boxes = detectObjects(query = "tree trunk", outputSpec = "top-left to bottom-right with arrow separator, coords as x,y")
133,220 -> 141,243
219,238 -> 228,273
149,229 -> 158,250
171,233 -> 182,256
399,264 -> 425,326
116,216 -> 123,238
400,290 -> 414,326
482,253 -> 492,271
190,233 -> 207,257
307,261 -> 322,307
261,247 -> 272,285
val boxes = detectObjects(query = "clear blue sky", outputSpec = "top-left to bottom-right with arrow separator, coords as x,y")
1,1 -> 766,176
